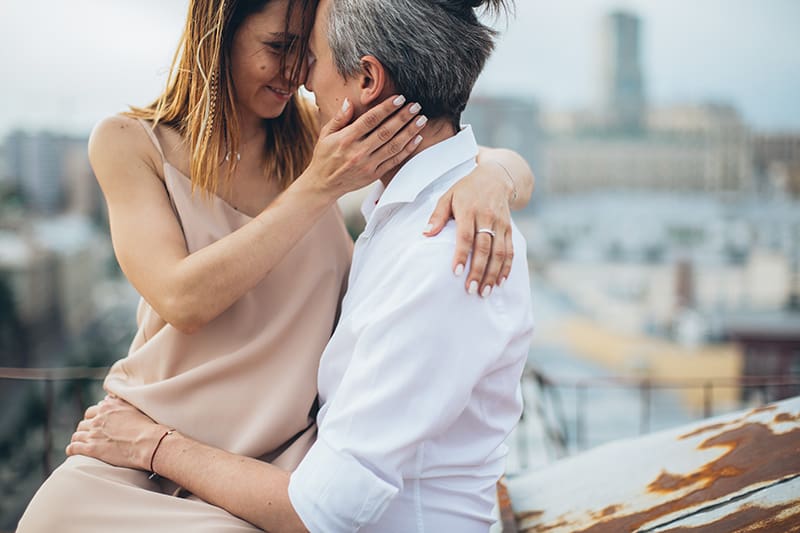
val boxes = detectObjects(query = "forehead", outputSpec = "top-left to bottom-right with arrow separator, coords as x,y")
310,0 -> 332,51
245,0 -> 300,35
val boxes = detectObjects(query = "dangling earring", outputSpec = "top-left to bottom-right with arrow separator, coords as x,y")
206,69 -> 218,142
210,70 -> 240,162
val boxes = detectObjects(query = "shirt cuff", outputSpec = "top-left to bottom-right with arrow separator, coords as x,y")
288,436 -> 399,533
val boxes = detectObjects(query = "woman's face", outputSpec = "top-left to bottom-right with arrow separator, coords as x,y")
229,0 -> 304,121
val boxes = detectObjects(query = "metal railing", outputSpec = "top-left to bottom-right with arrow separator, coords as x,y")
0,366 -> 108,475
3,365 -> 800,476
518,367 -> 800,467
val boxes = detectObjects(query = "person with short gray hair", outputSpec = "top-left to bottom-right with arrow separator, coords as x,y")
288,0 -> 532,531
327,0 -> 508,130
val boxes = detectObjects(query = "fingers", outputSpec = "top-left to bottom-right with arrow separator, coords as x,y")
424,191 -> 454,237
65,441 -> 89,457
372,110 -> 427,177
84,404 -> 100,419
319,97 -> 356,138
498,228 -> 514,286
480,230 -> 508,295
347,94 -> 412,141
71,429 -> 89,442
364,102 -> 423,156
451,213 -> 475,280
67,430 -> 90,457
466,230 -> 493,296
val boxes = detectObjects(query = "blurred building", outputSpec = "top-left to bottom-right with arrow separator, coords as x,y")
722,311 -> 800,401
539,10 -> 752,198
33,215 -> 108,338
0,229 -> 59,366
542,104 -> 751,197
530,193 -> 800,339
647,104 -> 752,193
0,141 -> 9,187
463,95 -> 542,197
601,10 -> 646,135
753,133 -> 800,198
4,130 -> 101,217
0,213 -> 108,366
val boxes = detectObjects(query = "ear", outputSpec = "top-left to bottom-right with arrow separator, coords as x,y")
356,55 -> 392,107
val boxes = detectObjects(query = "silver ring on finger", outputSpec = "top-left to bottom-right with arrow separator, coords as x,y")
477,228 -> 496,239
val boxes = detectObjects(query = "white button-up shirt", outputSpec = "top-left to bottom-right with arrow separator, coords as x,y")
288,126 -> 534,533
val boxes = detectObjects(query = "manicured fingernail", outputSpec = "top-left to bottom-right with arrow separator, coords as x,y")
393,95 -> 406,106
424,223 -> 433,233
454,264 -> 465,276
409,103 -> 421,114
498,276 -> 506,287
482,285 -> 492,298
468,281 -> 479,295
414,135 -> 423,145
416,116 -> 428,127
341,98 -> 350,112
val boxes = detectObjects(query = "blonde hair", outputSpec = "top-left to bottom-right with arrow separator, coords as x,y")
126,0 -> 319,195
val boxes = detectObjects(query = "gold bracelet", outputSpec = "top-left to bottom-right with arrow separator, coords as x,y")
492,160 -> 518,204
148,428 -> 175,480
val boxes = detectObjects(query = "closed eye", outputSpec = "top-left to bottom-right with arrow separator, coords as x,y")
264,41 -> 290,53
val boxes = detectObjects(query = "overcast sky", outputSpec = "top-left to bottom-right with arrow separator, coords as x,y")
1,0 -> 798,136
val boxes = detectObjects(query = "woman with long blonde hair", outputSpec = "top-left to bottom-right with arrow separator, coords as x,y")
18,0 -> 533,530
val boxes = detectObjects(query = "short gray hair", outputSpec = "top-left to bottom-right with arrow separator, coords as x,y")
327,0 -> 508,129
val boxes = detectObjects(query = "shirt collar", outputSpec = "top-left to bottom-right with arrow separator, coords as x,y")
360,125 -> 478,223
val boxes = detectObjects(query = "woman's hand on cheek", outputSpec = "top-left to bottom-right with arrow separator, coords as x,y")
301,94 -> 428,199
425,163 -> 514,297
66,395 -> 168,472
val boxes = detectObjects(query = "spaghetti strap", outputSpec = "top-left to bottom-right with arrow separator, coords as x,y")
136,118 -> 166,160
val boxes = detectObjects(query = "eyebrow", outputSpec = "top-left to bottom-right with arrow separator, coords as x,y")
266,32 -> 299,40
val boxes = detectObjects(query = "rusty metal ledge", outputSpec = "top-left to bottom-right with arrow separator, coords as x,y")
504,396 -> 800,533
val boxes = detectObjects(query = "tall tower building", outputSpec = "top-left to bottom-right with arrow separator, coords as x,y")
601,10 -> 646,134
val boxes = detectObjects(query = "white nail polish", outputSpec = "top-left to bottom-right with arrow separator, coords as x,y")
454,264 -> 465,276
482,285 -> 493,298
414,135 -> 423,145
393,95 -> 406,106
341,98 -> 350,112
416,116 -> 428,127
468,281 -> 478,295
498,277 -> 506,287
409,103 -> 422,114
424,223 -> 433,233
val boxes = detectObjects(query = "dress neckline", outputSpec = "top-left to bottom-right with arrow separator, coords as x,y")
163,161 -> 254,220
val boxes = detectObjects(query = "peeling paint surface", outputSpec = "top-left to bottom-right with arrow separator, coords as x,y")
505,397 -> 800,532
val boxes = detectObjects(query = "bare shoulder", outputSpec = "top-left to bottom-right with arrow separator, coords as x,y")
88,114 -> 162,186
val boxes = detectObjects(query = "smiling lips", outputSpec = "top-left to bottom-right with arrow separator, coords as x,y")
267,85 -> 293,101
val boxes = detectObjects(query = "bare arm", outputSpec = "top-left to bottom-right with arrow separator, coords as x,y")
68,399 -> 306,532
91,97 -> 425,333
476,146 -> 535,210
153,430 -> 306,532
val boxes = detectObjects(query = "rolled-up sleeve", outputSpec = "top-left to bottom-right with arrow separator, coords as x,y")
288,436 -> 398,532
288,239 -> 518,532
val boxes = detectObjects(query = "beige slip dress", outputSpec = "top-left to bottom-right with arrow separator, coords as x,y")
17,118 -> 353,532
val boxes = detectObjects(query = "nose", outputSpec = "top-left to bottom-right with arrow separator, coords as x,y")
302,58 -> 315,93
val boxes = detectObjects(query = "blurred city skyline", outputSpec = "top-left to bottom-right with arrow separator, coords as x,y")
1,0 -> 799,136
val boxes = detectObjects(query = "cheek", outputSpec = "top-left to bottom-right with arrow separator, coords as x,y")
237,53 -> 280,85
